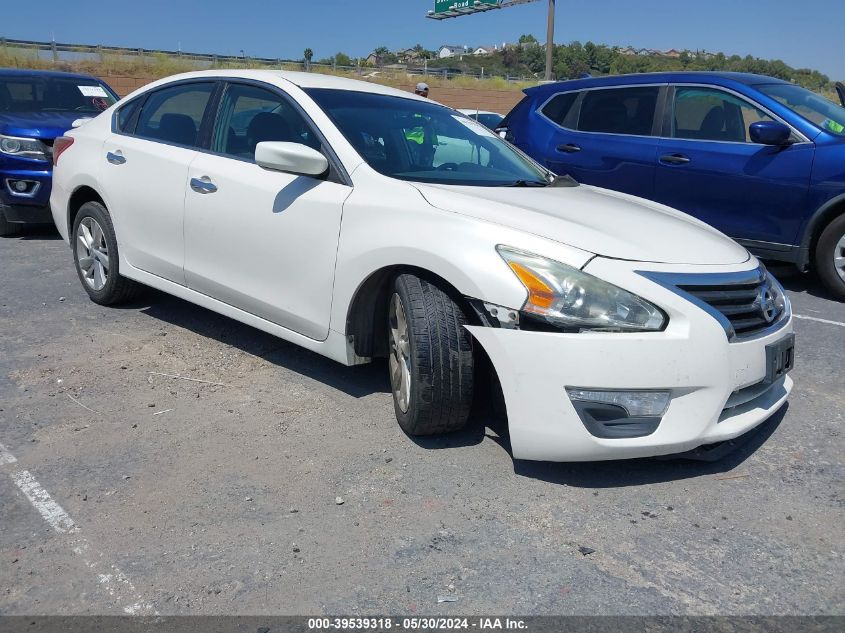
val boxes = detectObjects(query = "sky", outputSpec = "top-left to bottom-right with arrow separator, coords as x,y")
4,0 -> 843,80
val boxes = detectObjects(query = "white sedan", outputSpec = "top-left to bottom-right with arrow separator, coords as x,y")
50,70 -> 794,461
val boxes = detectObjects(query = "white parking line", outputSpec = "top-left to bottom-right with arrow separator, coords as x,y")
793,314 -> 845,327
2,443 -> 157,615
11,470 -> 78,533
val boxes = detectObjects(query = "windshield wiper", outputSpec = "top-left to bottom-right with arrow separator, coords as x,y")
499,179 -> 549,187
550,174 -> 579,187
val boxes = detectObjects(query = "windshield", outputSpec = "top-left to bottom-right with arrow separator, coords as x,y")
758,83 -> 845,137
0,76 -> 117,114
306,88 -> 552,187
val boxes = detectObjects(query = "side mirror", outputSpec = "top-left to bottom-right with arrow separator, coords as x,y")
255,141 -> 328,176
749,121 -> 792,146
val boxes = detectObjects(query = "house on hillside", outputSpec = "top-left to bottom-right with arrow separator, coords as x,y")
438,45 -> 466,59
619,46 -> 637,56
473,45 -> 497,56
663,48 -> 682,58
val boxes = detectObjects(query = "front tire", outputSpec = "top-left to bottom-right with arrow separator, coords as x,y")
72,201 -> 141,305
814,215 -> 845,301
388,274 -> 474,435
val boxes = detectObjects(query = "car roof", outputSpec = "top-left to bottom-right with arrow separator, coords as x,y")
0,67 -> 107,81
525,71 -> 793,97
138,69 -> 429,102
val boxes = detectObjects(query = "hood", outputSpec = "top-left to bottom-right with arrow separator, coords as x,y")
412,182 -> 750,265
0,111 -> 85,140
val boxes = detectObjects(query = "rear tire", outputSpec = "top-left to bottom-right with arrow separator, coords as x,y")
72,201 -> 142,305
814,214 -> 845,301
0,212 -> 23,237
388,274 -> 474,435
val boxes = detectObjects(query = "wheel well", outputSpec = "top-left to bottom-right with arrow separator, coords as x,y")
807,199 -> 845,265
346,266 -> 480,358
67,186 -> 105,234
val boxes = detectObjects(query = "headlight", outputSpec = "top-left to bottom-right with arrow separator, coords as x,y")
497,246 -> 666,332
0,134 -> 49,161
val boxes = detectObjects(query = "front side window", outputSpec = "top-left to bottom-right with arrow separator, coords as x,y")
134,82 -> 216,148
758,83 -> 845,137
577,86 -> 659,136
0,76 -> 116,114
306,88 -> 551,187
212,83 -> 321,160
672,87 -> 775,143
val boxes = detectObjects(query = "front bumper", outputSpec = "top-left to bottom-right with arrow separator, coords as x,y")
467,257 -> 794,462
0,159 -> 53,225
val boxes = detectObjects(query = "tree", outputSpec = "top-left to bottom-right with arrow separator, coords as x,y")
372,46 -> 396,66
518,34 -> 538,45
335,52 -> 352,67
303,48 -> 313,71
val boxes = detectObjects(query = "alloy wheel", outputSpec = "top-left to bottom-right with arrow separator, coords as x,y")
835,233 -> 845,283
389,293 -> 412,413
76,216 -> 109,291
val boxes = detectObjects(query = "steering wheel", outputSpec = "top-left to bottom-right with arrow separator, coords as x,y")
436,162 -> 459,172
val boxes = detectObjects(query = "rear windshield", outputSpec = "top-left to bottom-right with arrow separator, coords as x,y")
0,76 -> 117,114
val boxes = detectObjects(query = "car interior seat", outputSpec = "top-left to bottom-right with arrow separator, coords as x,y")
700,106 -> 727,139
156,113 -> 197,146
247,112 -> 294,154
581,98 -> 628,133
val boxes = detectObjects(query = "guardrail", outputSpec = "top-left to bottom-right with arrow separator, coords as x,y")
0,37 -> 532,82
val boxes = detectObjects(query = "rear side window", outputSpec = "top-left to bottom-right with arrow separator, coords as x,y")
540,92 -> 578,127
115,99 -> 142,133
134,82 -> 216,148
672,87 -> 775,143
577,86 -> 659,136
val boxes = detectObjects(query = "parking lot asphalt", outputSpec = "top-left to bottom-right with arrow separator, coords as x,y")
0,229 -> 842,616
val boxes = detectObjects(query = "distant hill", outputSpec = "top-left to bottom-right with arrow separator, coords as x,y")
426,39 -> 836,92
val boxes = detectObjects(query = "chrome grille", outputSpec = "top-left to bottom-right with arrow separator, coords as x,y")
639,266 -> 790,341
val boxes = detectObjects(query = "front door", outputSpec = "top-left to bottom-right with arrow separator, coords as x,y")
183,82 -> 351,340
653,86 -> 814,245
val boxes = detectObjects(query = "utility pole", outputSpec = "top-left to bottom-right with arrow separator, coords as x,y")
545,0 -> 555,81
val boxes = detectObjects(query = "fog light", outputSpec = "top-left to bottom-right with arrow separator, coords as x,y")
5,179 -> 38,196
567,389 -> 671,417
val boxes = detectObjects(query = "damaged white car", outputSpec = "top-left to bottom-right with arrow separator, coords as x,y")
50,70 -> 794,461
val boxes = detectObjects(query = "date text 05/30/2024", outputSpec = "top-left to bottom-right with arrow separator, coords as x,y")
307,617 -> 528,630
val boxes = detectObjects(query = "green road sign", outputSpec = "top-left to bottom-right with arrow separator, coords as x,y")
434,0 -> 499,15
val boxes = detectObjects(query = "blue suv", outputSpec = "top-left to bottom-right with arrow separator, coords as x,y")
500,72 -> 845,299
0,69 -> 117,235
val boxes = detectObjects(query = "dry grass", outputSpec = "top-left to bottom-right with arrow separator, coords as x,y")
0,45 -> 531,92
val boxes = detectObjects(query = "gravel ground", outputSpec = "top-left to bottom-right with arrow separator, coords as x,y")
0,229 -> 843,616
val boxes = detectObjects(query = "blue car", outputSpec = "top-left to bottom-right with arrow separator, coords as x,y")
0,69 -> 117,235
499,72 -> 845,299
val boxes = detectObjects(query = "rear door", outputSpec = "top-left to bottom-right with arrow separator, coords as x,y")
542,84 -> 665,199
653,85 -> 814,245
101,80 -> 217,284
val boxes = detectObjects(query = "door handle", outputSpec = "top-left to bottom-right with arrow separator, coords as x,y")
659,153 -> 691,165
190,176 -> 218,194
556,143 -> 581,153
106,151 -> 126,165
